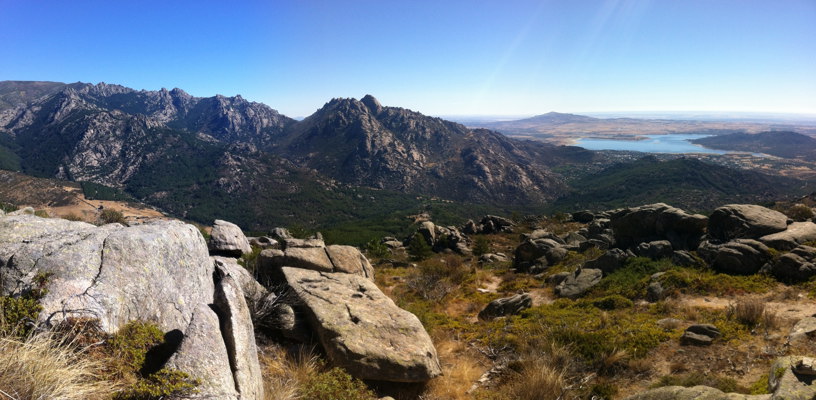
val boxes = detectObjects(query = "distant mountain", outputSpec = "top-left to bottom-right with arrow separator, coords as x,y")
0,81 -> 71,111
550,156 -> 809,212
691,131 -> 816,160
0,81 -> 598,235
509,112 -> 598,125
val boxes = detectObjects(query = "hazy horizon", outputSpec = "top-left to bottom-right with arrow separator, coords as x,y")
2,1 -> 814,117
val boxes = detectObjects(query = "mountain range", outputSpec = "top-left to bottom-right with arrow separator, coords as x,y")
0,81 -> 811,239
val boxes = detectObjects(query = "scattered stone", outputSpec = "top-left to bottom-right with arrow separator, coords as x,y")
686,323 -> 722,338
793,357 -> 816,376
572,210 -> 595,223
708,204 -> 789,242
547,272 -> 571,285
635,240 -> 674,259
479,253 -> 509,264
208,219 -> 252,257
281,267 -> 441,382
478,293 -> 533,320
248,236 -> 279,249
647,281 -> 665,302
269,227 -> 292,241
514,238 -> 567,273
463,215 -> 515,234
788,316 -> 816,344
554,268 -> 602,298
680,324 -> 721,346
671,250 -> 699,267
585,248 -> 633,274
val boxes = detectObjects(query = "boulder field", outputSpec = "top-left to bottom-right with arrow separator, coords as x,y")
0,213 -> 441,398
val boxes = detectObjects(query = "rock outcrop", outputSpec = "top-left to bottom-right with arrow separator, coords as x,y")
0,214 -> 263,399
759,222 -> 816,251
462,215 -> 515,235
609,203 -> 707,250
514,236 -> 567,273
281,267 -> 441,382
554,268 -> 602,298
259,239 -> 374,281
770,245 -> 816,283
478,293 -> 533,320
698,239 -> 773,275
208,219 -> 252,257
708,204 -> 789,242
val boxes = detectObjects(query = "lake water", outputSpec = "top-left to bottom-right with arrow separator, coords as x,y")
575,134 -> 729,154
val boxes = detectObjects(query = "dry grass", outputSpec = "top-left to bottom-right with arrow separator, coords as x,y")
0,332 -> 110,400
726,299 -> 779,331
259,344 -> 321,400
503,357 -> 567,400
424,337 -> 486,400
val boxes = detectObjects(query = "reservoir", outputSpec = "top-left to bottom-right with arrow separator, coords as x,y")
575,134 -> 728,154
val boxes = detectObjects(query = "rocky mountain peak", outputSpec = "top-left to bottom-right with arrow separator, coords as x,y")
361,94 -> 383,115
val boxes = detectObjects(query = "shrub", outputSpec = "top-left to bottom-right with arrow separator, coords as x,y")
299,367 -> 376,400
472,236 -> 491,257
99,209 -> 126,225
407,234 -> 433,261
781,204 -> 814,221
726,299 -> 779,331
34,209 -> 49,218
589,257 -> 671,299
116,369 -> 199,400
0,332 -> 110,399
364,239 -> 390,259
107,320 -> 200,399
62,212 -> 85,221
589,295 -> 634,310
0,296 -> 43,336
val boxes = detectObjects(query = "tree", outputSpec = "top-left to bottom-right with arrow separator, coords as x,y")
407,235 -> 433,261
472,236 -> 491,256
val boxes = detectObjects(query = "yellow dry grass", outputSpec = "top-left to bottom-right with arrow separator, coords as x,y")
424,336 -> 487,400
0,333 -> 111,400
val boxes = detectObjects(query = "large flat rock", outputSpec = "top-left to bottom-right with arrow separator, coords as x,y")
708,204 -> 789,242
282,267 -> 441,382
760,222 -> 816,251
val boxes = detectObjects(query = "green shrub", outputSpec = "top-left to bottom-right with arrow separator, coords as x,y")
116,369 -> 199,400
364,239 -> 390,259
238,245 -> 262,274
748,372 -> 770,395
473,236 -> 491,256
108,321 -> 201,399
99,209 -> 126,225
108,321 -> 165,373
658,268 -> 776,296
0,201 -> 18,213
0,296 -> 43,336
589,295 -> 634,310
300,367 -> 376,400
34,209 -> 49,218
589,257 -> 671,299
407,234 -> 433,261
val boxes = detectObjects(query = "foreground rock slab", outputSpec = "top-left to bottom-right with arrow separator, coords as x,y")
282,267 -> 441,382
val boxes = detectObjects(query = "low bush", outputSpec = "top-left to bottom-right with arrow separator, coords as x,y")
658,268 -> 777,296
364,239 -> 390,259
299,366 -> 376,400
99,209 -> 126,225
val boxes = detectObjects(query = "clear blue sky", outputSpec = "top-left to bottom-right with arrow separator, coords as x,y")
1,0 -> 814,117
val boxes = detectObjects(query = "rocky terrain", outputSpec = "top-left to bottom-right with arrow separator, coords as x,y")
1,81 -> 812,238
2,199 -> 815,399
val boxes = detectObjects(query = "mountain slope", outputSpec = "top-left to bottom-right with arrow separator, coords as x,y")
276,95 -> 593,205
691,131 -> 816,160
0,81 -> 594,235
550,156 -> 809,212
0,81 -> 71,111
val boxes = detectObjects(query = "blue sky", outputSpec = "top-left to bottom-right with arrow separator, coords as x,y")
1,0 -> 814,117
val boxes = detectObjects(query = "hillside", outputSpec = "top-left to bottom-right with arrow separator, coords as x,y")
0,81 -> 594,236
691,131 -> 816,160
550,156 -> 809,213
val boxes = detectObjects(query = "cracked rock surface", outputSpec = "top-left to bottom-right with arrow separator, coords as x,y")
0,214 -> 263,399
282,266 -> 441,382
